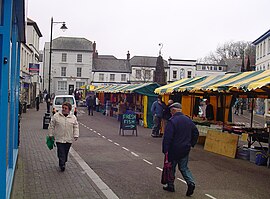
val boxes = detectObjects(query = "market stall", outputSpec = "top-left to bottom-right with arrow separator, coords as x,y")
155,70 -> 270,165
94,83 -> 160,128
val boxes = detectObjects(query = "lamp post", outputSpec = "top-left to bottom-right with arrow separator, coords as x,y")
47,17 -> 67,113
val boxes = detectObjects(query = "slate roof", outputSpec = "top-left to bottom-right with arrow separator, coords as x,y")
93,58 -> 131,73
52,37 -> 93,51
130,56 -> 168,68
220,58 -> 242,73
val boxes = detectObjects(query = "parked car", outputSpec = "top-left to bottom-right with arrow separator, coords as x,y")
52,95 -> 77,116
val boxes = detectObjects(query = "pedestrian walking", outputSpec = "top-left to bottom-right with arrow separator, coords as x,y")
151,95 -> 165,137
86,95 -> 95,116
45,93 -> 51,113
162,102 -> 199,196
48,102 -> 79,172
35,95 -> 40,111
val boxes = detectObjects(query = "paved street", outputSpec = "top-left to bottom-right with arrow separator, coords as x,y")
12,104 -> 270,199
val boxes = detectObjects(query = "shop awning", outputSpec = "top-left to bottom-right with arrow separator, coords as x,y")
94,83 -> 160,96
155,70 -> 270,97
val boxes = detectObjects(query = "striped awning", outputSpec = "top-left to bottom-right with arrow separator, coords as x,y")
155,70 -> 270,96
94,83 -> 160,96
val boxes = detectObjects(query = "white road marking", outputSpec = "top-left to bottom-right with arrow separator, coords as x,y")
143,159 -> 153,165
97,133 -> 101,136
108,139 -> 113,142
94,130 -> 97,133
122,147 -> 129,151
102,136 -> 106,139
131,152 -> 139,157
177,177 -> 187,184
70,148 -> 119,199
156,167 -> 162,171
90,128 -> 93,131
205,194 -> 217,199
114,142 -> 120,146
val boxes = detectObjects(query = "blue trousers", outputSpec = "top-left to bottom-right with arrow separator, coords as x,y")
168,153 -> 195,186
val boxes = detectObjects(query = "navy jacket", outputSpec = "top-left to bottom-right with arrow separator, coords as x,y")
162,112 -> 199,160
151,101 -> 164,118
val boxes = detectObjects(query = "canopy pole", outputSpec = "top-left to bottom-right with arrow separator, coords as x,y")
250,98 -> 254,128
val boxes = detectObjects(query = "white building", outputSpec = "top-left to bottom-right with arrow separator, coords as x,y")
195,63 -> 227,76
43,37 -> 94,95
20,18 -> 42,106
92,54 -> 130,85
252,29 -> 270,117
168,58 -> 196,82
129,54 -> 169,83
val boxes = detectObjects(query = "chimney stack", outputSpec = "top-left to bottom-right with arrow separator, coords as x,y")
127,51 -> 130,61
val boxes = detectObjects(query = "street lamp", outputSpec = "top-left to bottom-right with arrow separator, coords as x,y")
47,17 -> 67,113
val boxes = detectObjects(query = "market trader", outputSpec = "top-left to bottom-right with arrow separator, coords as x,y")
162,102 -> 199,196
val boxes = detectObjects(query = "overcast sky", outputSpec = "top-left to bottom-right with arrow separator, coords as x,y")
27,0 -> 269,60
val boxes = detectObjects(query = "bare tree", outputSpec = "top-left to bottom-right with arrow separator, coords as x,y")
199,41 -> 255,64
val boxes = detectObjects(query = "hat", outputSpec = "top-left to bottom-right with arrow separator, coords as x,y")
169,102 -> 182,109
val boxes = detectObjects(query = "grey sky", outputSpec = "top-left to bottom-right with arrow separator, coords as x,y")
27,0 -> 269,60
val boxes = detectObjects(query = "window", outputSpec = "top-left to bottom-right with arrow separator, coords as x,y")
202,66 -> 206,70
180,69 -> 185,79
77,67 -> 82,77
145,70 -> 151,79
110,74 -> 115,81
214,66 -> 217,70
62,53 -> 67,62
99,73 -> 104,81
76,82 -> 85,89
173,70 -> 177,79
61,67 -> 66,76
268,38 -> 270,54
77,54 -> 82,63
218,66 -> 222,71
57,81 -> 67,91
121,74 -> 126,81
187,71 -> 192,78
135,69 -> 141,79
263,41 -> 266,56
197,65 -> 202,70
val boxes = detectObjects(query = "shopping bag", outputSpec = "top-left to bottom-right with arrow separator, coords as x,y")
46,135 -> 55,150
161,153 -> 174,185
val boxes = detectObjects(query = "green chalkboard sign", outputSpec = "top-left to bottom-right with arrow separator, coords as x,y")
121,114 -> 137,130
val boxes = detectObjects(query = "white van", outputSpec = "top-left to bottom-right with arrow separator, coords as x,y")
52,95 -> 77,116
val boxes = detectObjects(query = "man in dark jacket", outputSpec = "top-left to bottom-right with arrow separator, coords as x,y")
86,95 -> 95,116
162,102 -> 199,196
151,95 -> 165,137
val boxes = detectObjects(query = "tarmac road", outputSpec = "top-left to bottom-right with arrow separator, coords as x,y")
72,108 -> 270,199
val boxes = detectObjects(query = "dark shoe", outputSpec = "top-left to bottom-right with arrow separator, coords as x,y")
163,185 -> 175,192
151,134 -> 158,138
60,165 -> 65,172
186,183 -> 195,196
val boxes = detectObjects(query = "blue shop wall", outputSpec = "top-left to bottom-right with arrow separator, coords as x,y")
0,0 -> 25,199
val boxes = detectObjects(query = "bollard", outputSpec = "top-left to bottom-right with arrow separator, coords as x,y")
43,113 -> 51,129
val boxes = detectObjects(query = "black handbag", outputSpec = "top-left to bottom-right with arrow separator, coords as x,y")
161,153 -> 174,184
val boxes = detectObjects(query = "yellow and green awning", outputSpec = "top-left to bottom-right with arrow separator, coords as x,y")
155,70 -> 270,96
